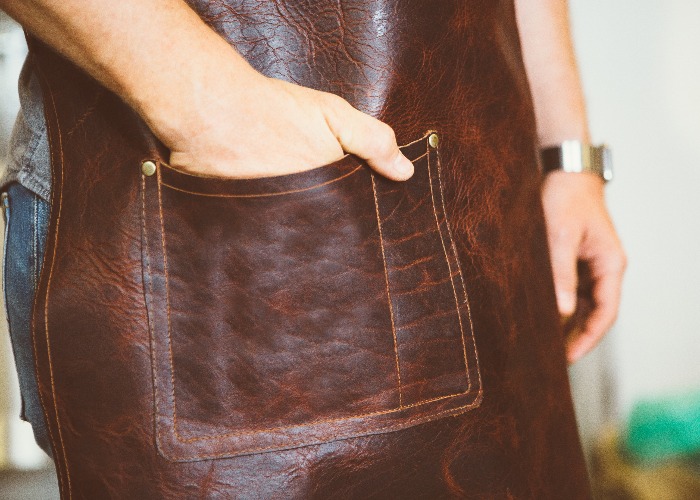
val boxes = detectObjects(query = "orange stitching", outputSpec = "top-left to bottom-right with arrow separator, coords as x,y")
425,141 -> 472,394
157,131 -> 435,199
174,387 -> 474,444
151,133 -> 479,445
28,74 -> 66,498
37,68 -> 72,498
407,150 -> 428,163
161,164 -> 364,198
434,150 -> 483,390
141,174 -> 165,455
166,393 -> 482,460
155,169 -> 186,444
401,130 -> 436,149
370,173 -> 403,408
156,168 -> 470,442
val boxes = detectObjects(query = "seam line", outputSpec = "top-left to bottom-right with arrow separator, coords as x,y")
371,173 -> 403,408
34,64 -> 72,498
434,149 -> 482,390
426,142 -> 472,393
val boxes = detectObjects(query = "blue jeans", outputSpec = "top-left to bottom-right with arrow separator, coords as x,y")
2,182 -> 52,457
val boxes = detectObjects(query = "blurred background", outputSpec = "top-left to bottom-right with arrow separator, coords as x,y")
568,1 -> 700,497
0,1 -> 699,498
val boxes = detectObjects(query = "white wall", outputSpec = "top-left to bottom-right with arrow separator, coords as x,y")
569,1 -> 700,420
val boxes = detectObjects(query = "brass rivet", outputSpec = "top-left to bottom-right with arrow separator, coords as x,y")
141,160 -> 157,176
428,133 -> 439,148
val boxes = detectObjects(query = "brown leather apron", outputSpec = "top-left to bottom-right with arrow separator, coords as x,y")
29,1 -> 590,497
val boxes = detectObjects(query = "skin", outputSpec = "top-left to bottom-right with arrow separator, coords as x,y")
0,0 -> 414,181
516,0 -> 626,363
1,0 -> 625,363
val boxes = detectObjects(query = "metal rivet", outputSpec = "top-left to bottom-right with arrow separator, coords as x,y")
428,133 -> 439,149
141,160 -> 157,176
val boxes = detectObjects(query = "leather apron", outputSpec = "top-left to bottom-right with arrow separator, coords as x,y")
29,0 -> 590,497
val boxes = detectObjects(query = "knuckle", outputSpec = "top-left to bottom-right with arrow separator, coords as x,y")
322,92 -> 347,109
381,123 -> 397,143
336,125 -> 355,150
372,125 -> 398,158
321,93 -> 351,123
548,226 -> 575,246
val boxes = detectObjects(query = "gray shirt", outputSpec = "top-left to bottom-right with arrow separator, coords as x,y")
1,56 -> 51,201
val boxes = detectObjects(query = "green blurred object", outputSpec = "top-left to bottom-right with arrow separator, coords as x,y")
592,429 -> 700,500
624,390 -> 700,464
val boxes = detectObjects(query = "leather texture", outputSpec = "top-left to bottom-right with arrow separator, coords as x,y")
29,0 -> 591,497
141,134 -> 482,462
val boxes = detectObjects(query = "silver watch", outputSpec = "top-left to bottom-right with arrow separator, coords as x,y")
541,141 -> 613,182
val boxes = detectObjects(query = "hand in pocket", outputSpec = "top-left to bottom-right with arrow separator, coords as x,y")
163,74 -> 414,182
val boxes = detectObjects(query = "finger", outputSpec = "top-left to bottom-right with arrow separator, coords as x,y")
566,256 -> 625,363
548,228 -> 580,318
324,96 -> 414,181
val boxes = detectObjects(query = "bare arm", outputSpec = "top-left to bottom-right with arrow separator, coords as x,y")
0,0 -> 414,180
516,0 -> 626,363
517,0 -> 590,146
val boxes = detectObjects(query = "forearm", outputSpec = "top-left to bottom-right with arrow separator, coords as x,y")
515,0 -> 590,146
0,0 -> 261,144
516,1 -> 625,363
1,0 -> 413,180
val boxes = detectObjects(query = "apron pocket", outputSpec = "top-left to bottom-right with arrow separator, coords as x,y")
140,131 -> 482,461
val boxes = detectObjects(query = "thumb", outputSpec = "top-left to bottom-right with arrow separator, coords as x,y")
323,95 -> 414,181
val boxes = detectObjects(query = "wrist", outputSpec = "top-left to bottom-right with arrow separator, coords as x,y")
542,173 -> 606,219
152,63 -> 261,146
538,125 -> 591,148
114,12 -> 265,147
545,169 -> 606,194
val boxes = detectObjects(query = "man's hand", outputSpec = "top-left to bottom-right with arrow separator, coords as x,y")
1,0 -> 413,182
516,0 -> 626,361
542,172 -> 626,363
164,75 -> 414,181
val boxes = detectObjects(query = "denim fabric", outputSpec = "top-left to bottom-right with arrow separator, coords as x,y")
2,182 -> 52,457
1,56 -> 51,201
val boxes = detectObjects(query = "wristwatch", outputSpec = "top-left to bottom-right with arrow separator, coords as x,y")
541,141 -> 613,182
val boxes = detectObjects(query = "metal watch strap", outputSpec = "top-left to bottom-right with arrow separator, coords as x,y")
541,141 -> 613,182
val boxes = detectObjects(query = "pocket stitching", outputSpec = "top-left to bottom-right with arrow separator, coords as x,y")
141,174 -> 167,463
370,173 -> 403,408
425,141 -> 472,394
434,149 -> 483,393
160,163 -> 365,199
157,132 -> 434,199
143,133 -> 482,456
154,146 -> 474,444
167,397 -> 483,460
